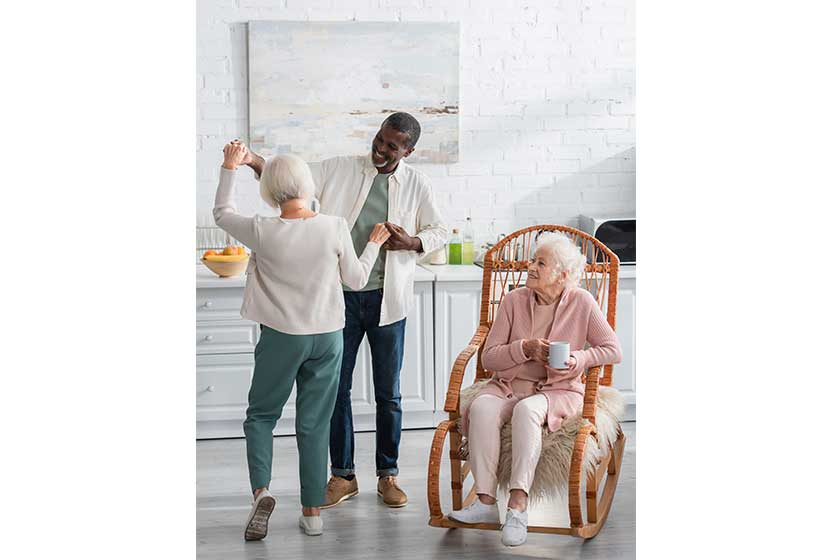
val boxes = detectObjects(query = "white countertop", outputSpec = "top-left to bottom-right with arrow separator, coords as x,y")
198,262 -> 633,288
197,264 -> 247,288
198,263 -> 435,288
420,263 -> 636,281
414,266 -> 436,282
419,264 -> 484,281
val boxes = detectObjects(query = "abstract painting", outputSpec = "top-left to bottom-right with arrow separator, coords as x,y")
248,21 -> 459,164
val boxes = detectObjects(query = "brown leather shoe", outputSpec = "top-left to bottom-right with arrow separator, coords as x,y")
377,476 -> 408,508
321,476 -> 358,509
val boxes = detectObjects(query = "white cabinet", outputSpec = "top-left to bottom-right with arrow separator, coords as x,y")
195,266 -> 437,439
432,279 -> 483,419
344,279 -> 436,432
196,321 -> 260,355
611,276 -> 636,418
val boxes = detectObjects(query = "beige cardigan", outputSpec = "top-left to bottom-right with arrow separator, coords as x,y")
213,167 -> 380,335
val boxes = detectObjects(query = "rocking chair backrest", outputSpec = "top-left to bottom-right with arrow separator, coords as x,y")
477,225 -> 620,386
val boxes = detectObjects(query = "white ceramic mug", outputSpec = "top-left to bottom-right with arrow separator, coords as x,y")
549,341 -> 571,369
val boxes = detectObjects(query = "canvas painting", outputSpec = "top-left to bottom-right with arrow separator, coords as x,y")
248,21 -> 459,164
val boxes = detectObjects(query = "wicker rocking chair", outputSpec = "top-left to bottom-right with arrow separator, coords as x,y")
426,224 -> 626,539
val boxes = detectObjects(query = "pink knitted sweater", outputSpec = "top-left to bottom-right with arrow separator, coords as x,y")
465,286 -> 622,433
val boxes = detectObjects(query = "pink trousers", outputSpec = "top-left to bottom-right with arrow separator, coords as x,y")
467,393 -> 549,496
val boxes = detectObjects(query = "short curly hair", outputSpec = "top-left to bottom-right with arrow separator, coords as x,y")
382,112 -> 421,149
534,232 -> 586,289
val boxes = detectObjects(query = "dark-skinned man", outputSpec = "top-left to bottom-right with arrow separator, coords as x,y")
233,112 -> 447,509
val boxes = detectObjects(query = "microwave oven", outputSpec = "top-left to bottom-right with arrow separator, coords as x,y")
580,215 -> 636,265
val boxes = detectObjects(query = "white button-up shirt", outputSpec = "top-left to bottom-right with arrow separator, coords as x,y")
309,155 -> 448,326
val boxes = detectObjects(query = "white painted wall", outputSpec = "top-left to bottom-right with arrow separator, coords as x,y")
197,0 -> 635,244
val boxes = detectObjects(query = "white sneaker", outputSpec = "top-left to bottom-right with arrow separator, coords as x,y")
298,515 -> 323,536
244,489 -> 276,541
501,507 -> 529,546
448,499 -> 500,525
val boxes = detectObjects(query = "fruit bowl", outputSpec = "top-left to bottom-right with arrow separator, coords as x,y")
202,257 -> 248,278
201,247 -> 249,277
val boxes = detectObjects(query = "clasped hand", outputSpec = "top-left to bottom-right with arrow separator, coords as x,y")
222,140 -> 253,169
382,222 -> 419,252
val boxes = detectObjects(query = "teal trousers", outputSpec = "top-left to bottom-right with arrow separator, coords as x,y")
243,325 -> 342,507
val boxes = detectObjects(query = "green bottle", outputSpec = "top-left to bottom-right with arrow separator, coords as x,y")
448,228 -> 462,265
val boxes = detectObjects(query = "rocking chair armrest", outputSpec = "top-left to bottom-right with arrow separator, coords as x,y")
443,326 -> 490,413
581,365 -> 603,426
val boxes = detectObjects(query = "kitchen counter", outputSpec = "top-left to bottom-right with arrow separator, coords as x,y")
196,261 -> 436,439
197,263 -> 435,288
197,265 -> 247,288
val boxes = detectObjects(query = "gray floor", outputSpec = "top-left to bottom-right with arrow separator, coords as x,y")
197,422 -> 635,559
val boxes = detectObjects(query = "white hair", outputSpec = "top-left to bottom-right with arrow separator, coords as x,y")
259,154 -> 316,208
534,232 -> 587,289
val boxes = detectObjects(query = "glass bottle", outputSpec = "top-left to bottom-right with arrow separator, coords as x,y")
448,228 -> 462,265
462,217 -> 475,265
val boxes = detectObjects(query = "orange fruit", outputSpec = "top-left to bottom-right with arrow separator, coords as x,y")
236,246 -> 246,255
222,246 -> 238,256
202,250 -> 218,259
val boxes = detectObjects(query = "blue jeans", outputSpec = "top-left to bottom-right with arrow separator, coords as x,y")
330,289 -> 406,478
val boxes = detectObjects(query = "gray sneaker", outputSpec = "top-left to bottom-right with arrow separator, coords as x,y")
244,489 -> 276,541
448,500 -> 500,525
299,515 -> 323,536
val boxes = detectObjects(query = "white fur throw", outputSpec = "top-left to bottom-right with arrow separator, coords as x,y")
457,379 -> 625,502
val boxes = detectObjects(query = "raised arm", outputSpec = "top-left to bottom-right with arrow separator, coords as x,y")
337,220 -> 390,291
242,146 -> 266,179
241,143 -> 327,206
213,143 -> 260,250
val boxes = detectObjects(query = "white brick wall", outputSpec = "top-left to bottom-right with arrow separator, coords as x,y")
197,0 -> 635,245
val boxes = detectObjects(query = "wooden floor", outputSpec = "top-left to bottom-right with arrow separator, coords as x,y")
197,422 -> 635,559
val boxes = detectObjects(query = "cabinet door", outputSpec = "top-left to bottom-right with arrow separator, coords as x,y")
612,277 -> 636,418
196,287 -> 246,321
346,281 -> 436,431
400,281 -> 435,416
196,353 -> 297,438
196,320 -> 259,355
433,281 -> 483,412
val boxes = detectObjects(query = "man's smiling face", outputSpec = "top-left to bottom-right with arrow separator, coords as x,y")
371,125 -> 414,173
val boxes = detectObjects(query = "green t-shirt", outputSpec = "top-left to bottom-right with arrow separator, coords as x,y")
344,171 -> 390,291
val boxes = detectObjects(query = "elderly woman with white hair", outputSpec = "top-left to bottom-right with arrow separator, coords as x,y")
213,142 -> 390,541
449,232 -> 622,547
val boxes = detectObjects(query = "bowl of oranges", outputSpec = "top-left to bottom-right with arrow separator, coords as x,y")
202,245 -> 249,277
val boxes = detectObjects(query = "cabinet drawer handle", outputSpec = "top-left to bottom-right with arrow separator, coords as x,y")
206,385 -> 215,392
203,301 -> 213,308
203,335 -> 214,342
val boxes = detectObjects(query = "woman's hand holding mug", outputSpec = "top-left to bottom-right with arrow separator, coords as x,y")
523,338 -> 550,362
369,223 -> 392,246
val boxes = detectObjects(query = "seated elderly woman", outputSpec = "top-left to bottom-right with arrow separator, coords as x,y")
213,142 -> 390,541
449,232 -> 622,547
